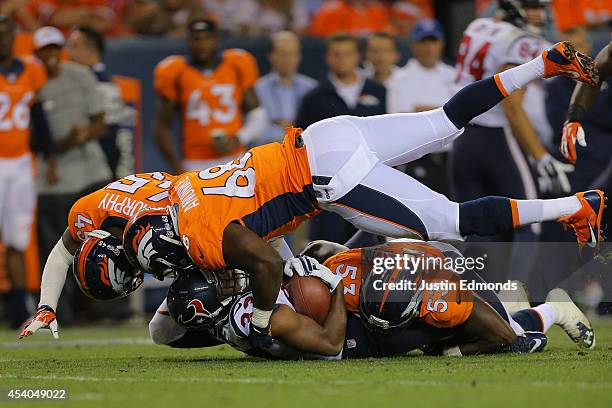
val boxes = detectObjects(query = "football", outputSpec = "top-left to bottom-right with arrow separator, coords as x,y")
286,275 -> 331,325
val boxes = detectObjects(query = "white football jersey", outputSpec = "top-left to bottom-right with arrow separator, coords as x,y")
455,18 -> 548,127
221,288 -> 342,360
222,289 -> 294,353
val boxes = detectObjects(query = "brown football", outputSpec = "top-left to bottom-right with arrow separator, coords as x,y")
286,275 -> 331,325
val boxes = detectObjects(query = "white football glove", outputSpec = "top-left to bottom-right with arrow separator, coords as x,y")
284,255 -> 342,292
19,305 -> 59,339
536,153 -> 574,196
308,264 -> 342,292
283,255 -> 322,277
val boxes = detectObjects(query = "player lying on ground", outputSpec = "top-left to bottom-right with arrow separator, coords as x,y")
125,41 -> 605,350
560,38 -> 612,163
150,238 -> 593,359
303,238 -> 595,353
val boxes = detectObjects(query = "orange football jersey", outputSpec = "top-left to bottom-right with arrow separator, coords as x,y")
324,241 -> 473,327
170,128 -> 318,270
323,248 -> 364,313
0,56 -> 47,158
154,49 -> 259,160
68,172 -> 176,242
418,269 -> 473,328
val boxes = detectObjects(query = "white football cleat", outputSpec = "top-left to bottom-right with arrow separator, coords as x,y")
546,288 -> 596,350
498,280 -> 530,316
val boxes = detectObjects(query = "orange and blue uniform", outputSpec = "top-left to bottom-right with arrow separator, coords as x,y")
68,172 -> 176,242
170,128 -> 319,270
0,56 -> 47,159
0,56 -> 47,252
323,241 -> 474,329
154,49 -> 259,161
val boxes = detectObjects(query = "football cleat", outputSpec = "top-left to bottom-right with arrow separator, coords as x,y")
542,42 -> 599,86
558,190 -> 606,255
498,280 -> 531,316
507,331 -> 548,354
546,288 -> 596,350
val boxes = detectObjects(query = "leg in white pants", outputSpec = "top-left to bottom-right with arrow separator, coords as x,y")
303,108 -> 462,177
149,298 -> 187,345
322,163 -> 462,241
303,110 -> 463,240
0,154 -> 36,250
351,108 -> 463,166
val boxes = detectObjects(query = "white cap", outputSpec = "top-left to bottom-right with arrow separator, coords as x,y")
33,26 -> 65,50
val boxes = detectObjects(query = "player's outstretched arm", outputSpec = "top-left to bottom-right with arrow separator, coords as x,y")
270,283 -> 346,356
19,229 -> 80,339
561,42 -> 612,163
223,222 -> 284,347
451,297 -> 517,356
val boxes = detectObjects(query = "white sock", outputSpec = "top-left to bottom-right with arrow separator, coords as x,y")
497,56 -> 545,94
514,197 -> 581,225
532,304 -> 557,333
508,316 -> 525,336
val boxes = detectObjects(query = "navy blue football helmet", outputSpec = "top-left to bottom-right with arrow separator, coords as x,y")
167,266 -> 248,329
123,206 -> 190,280
73,230 -> 143,301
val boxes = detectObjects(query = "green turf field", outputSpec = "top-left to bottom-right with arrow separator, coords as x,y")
1,320 -> 611,408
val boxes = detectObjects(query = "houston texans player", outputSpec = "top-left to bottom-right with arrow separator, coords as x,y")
124,40 -> 603,352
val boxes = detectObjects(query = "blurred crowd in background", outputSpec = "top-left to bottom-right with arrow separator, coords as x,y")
0,0 -> 610,38
0,0 -> 611,327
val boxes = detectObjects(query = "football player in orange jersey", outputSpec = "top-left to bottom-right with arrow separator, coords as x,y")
18,172 -> 176,339
301,238 -> 595,354
150,242 -> 575,358
126,40 -> 604,351
154,19 -> 267,174
0,16 -> 56,329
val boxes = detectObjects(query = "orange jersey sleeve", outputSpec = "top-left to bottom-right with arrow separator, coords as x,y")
68,172 -> 176,242
419,271 -> 473,328
172,129 -> 318,270
224,49 -> 259,92
153,55 -> 185,102
0,57 -> 48,158
323,248 -> 364,313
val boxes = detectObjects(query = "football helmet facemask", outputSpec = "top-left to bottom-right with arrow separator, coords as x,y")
73,230 -> 143,301
123,205 -> 190,280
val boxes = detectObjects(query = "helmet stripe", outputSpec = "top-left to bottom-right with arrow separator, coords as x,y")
77,238 -> 98,289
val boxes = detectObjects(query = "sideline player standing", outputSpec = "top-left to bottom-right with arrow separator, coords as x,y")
154,19 -> 267,173
0,16 -> 55,328
451,1 -> 570,200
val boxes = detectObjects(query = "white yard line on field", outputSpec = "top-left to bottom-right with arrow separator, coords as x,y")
0,374 -> 610,390
0,337 -> 152,349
